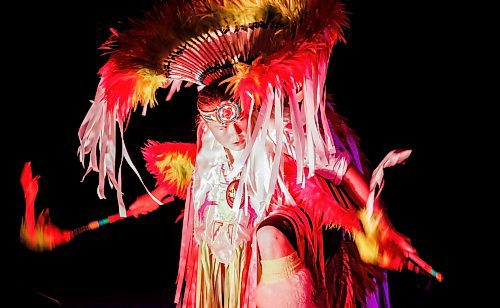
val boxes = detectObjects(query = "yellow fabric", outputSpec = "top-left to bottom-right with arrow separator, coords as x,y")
260,251 -> 302,283
196,241 -> 248,308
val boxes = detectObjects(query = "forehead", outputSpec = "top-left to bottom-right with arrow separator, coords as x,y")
199,100 -> 244,126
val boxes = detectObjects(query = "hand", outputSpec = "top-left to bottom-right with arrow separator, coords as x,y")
377,223 -> 417,271
129,193 -> 161,218
355,209 -> 417,271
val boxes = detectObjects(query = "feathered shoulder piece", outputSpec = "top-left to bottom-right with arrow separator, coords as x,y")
79,0 -> 348,213
142,141 -> 197,200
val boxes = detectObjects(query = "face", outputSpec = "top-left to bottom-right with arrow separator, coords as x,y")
205,114 -> 248,151
199,99 -> 248,151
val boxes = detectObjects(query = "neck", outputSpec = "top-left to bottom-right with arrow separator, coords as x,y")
224,147 -> 234,168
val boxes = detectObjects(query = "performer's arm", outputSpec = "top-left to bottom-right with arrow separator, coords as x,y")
341,164 -> 416,270
341,165 -> 380,210
129,185 -> 171,217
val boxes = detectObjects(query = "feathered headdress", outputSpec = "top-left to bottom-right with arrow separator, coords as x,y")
78,0 -> 348,215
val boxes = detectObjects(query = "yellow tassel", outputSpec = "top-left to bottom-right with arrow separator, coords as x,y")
196,241 -> 247,307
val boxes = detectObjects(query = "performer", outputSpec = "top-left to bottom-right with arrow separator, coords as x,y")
129,82 -> 413,307
74,0 -> 437,307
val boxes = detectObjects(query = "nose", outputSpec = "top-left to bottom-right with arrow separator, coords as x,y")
227,122 -> 245,141
233,122 -> 243,135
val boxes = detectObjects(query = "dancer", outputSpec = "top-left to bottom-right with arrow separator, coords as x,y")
73,1 -> 441,307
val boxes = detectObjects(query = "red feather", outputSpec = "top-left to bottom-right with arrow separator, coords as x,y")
142,141 -> 197,199
20,162 -> 38,240
282,155 -> 361,233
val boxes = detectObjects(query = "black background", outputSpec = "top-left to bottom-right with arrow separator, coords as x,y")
8,1 -> 449,307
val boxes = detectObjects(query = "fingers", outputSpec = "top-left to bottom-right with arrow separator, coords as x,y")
130,208 -> 150,218
129,202 -> 142,218
129,201 -> 160,218
161,195 -> 175,204
391,232 -> 416,254
129,199 -> 142,211
130,208 -> 142,218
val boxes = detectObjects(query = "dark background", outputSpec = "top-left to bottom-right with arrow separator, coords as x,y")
8,1 -> 449,307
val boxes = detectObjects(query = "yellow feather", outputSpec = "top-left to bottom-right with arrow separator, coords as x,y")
197,0 -> 304,28
222,62 -> 252,94
131,69 -> 167,110
155,152 -> 194,196
354,209 -> 382,265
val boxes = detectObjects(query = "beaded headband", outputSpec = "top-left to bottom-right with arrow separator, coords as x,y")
199,100 -> 243,126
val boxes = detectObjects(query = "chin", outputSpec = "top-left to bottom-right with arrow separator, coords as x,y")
227,142 -> 246,151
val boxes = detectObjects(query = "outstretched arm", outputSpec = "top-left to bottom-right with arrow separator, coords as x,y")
340,165 -> 371,209
129,185 -> 172,218
340,164 -> 416,271
129,141 -> 197,218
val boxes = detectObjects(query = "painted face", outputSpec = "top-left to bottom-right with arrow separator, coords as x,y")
200,100 -> 248,151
